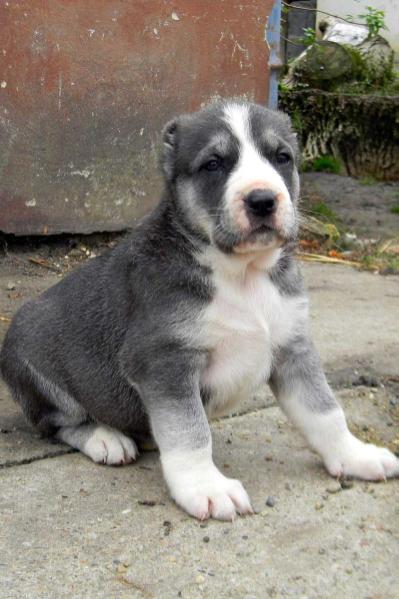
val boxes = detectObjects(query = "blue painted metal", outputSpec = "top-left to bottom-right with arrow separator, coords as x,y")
266,0 -> 283,110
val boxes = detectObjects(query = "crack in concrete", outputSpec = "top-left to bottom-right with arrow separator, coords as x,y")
0,447 -> 76,469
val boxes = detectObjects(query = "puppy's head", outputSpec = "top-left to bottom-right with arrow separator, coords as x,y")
161,101 -> 300,255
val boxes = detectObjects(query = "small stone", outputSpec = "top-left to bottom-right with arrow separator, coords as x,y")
116,564 -> 128,573
341,480 -> 354,490
6,282 -> 16,290
265,496 -> 276,507
171,11 -> 180,20
315,502 -> 324,510
195,575 -> 205,584
285,482 -> 292,491
319,548 -> 326,555
326,481 -> 342,494
203,536 -> 210,543
389,399 -> 397,407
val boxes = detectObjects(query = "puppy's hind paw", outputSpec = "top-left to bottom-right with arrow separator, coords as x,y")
84,426 -> 138,466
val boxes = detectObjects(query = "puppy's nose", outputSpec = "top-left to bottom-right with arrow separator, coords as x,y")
245,189 -> 277,218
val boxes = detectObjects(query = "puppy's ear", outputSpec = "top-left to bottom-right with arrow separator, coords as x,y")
161,118 -> 179,182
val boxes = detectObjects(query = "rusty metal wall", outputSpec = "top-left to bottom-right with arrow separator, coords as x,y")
0,0 -> 274,235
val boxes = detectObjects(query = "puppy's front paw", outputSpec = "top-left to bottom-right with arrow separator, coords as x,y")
324,434 -> 399,481
84,426 -> 138,466
174,473 -> 252,521
162,450 -> 253,520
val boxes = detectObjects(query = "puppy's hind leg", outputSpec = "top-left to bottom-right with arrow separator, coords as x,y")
2,355 -> 138,466
56,424 -> 138,466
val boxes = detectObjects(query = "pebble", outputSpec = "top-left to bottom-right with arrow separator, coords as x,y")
390,399 -> 397,407
315,502 -> 324,511
265,496 -> 276,507
6,282 -> 16,290
68,248 -> 82,257
341,480 -> 354,490
203,536 -> 210,543
116,564 -> 128,573
326,481 -> 342,494
195,575 -> 205,585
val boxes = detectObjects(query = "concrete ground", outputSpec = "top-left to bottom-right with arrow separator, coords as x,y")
0,253 -> 398,598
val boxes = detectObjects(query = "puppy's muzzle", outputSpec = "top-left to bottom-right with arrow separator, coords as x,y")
245,189 -> 277,223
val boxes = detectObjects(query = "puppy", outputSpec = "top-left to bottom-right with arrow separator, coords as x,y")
1,101 -> 398,520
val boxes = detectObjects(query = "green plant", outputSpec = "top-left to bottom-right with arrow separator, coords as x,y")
390,205 -> 399,215
299,27 -> 316,47
311,155 -> 342,174
310,201 -> 339,223
348,6 -> 388,38
359,175 -> 378,185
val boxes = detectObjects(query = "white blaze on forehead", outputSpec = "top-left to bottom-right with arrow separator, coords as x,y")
223,103 -> 289,196
222,103 -> 294,235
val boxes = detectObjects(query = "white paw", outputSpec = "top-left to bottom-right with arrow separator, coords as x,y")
84,426 -> 138,466
162,447 -> 253,521
324,433 -> 399,481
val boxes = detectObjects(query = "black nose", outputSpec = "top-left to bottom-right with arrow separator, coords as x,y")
245,189 -> 277,218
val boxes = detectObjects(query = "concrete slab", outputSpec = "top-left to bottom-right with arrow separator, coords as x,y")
1,394 -> 398,599
303,263 -> 399,378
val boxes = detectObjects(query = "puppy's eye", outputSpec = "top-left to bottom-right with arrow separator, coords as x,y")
276,151 -> 291,165
202,158 -> 221,172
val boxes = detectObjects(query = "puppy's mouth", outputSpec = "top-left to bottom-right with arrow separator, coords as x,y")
213,222 -> 286,254
232,224 -> 282,254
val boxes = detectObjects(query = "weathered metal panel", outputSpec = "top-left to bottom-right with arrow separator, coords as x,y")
0,0 -> 274,235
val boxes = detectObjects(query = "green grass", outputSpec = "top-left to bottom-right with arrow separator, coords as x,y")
390,205 -> 399,214
310,201 -> 340,223
360,251 -> 399,274
359,175 -> 379,186
311,155 -> 342,174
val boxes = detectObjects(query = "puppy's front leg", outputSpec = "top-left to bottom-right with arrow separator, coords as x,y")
270,335 -> 399,480
126,349 -> 252,520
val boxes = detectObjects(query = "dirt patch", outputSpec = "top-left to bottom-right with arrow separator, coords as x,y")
301,172 -> 399,239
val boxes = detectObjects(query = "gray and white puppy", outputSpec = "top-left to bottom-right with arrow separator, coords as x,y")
1,101 -> 398,520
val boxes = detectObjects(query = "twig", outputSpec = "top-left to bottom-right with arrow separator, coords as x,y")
282,1 -> 366,28
297,252 -> 361,267
281,34 -> 304,47
28,256 -> 60,273
0,315 -> 11,323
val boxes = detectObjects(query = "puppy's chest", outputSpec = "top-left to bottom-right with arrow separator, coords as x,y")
199,272 -> 302,413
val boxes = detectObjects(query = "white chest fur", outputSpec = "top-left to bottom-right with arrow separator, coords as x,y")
199,259 -> 307,418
